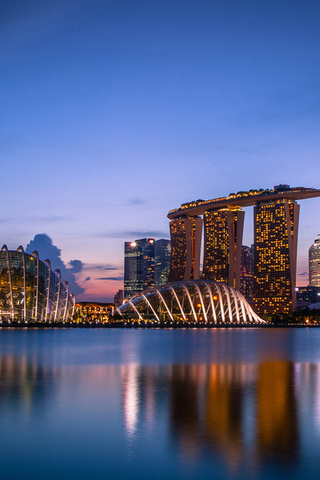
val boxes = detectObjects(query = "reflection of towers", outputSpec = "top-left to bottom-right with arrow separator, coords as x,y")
253,201 -> 299,315
203,209 -> 244,290
309,234 -> 320,287
168,216 -> 202,282
256,362 -> 298,460
121,364 -> 139,436
119,360 -> 300,470
204,364 -> 246,458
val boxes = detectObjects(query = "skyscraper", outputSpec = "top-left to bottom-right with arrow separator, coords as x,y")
124,238 -> 155,299
253,199 -> 299,315
203,208 -> 244,289
155,239 -> 171,286
309,234 -> 320,286
168,216 -> 202,282
167,185 -> 320,314
240,245 -> 254,304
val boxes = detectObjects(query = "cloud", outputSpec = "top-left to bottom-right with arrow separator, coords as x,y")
128,197 -> 145,205
297,272 -> 308,276
68,259 -> 83,274
82,263 -> 121,271
96,276 -> 124,281
95,230 -> 169,239
25,234 -> 85,296
93,266 -> 117,271
33,215 -> 73,223
85,277 -> 91,282
0,215 -> 72,224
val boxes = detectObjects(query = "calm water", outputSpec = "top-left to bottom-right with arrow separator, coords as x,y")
1,328 -> 320,480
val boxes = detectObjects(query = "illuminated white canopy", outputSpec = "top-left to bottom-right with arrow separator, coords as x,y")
117,280 -> 264,324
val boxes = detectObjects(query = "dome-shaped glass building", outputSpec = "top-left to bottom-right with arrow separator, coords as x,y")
0,245 -> 75,323
117,280 -> 264,325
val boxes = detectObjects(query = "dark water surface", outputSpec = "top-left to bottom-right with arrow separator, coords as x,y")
1,328 -> 320,480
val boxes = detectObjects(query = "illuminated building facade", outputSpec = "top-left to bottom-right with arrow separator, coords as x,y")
296,286 -> 320,306
203,208 -> 244,290
309,234 -> 320,286
168,185 -> 320,314
74,302 -> 114,322
253,200 -> 299,314
168,216 -> 202,282
240,245 -> 254,304
155,239 -> 171,286
0,245 -> 75,322
124,238 -> 155,298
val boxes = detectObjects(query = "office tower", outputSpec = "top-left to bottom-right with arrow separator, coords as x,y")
203,208 -> 244,290
114,289 -> 124,307
240,245 -> 254,304
155,239 -> 171,286
296,286 -> 320,306
309,234 -> 320,286
168,216 -> 202,282
253,199 -> 300,315
124,238 -> 155,299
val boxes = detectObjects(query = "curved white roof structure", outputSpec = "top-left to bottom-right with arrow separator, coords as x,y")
117,280 -> 264,325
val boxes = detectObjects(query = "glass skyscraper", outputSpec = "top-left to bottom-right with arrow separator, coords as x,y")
309,234 -> 320,287
124,238 -> 155,299
155,239 -> 171,286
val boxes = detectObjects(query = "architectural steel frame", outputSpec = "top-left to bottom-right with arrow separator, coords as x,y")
0,246 -> 74,322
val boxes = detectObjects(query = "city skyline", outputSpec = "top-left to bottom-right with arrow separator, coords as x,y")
2,1 -> 320,301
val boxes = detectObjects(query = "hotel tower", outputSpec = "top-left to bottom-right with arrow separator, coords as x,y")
167,185 -> 320,315
253,199 -> 299,315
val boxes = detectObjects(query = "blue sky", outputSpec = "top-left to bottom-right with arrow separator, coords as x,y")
1,0 -> 320,301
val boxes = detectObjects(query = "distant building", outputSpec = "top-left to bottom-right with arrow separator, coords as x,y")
309,234 -> 320,287
296,286 -> 320,307
114,289 -> 124,307
155,239 -> 171,286
75,302 -> 114,322
124,238 -> 155,298
240,245 -> 253,304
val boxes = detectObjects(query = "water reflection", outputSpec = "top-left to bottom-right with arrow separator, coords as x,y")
120,361 -> 320,475
1,333 -> 320,479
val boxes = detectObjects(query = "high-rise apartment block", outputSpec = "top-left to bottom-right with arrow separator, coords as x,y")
309,234 -> 320,287
124,238 -> 171,299
167,185 -> 320,315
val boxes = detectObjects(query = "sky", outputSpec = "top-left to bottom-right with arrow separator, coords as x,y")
1,0 -> 320,301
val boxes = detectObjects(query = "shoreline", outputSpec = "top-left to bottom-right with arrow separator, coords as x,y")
0,322 -> 319,329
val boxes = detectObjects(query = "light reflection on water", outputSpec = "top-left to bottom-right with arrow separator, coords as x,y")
0,328 -> 320,479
